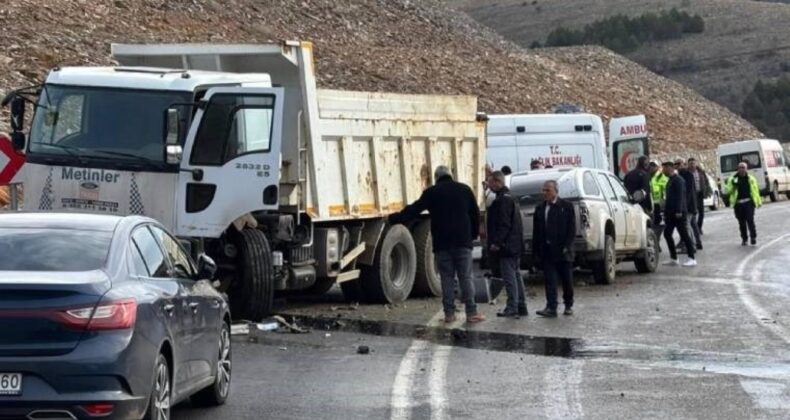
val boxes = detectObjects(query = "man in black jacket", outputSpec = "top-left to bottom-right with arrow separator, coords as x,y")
532,180 -> 576,317
675,159 -> 702,250
486,171 -> 526,318
389,166 -> 486,324
662,162 -> 697,267
624,155 -> 653,215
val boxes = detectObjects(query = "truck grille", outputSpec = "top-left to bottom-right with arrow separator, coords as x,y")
288,246 -> 314,265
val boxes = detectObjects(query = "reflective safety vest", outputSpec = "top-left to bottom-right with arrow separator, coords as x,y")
724,174 -> 762,208
651,172 -> 668,204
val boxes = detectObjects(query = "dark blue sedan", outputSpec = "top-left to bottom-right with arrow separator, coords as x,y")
0,213 -> 232,420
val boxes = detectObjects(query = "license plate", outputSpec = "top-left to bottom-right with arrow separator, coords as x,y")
0,373 -> 22,396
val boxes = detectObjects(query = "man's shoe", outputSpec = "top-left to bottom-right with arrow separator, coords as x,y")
518,307 -> 529,317
536,308 -> 558,318
741,240 -> 748,246
696,243 -> 703,250
466,313 -> 486,323
496,310 -> 519,318
751,238 -> 757,246
444,314 -> 457,323
564,308 -> 574,316
682,258 -> 697,267
663,259 -> 679,266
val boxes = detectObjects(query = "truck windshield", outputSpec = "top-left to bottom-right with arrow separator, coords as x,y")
28,85 -> 192,167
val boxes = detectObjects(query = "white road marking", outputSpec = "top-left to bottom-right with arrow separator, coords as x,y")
734,233 -> 790,345
543,360 -> 584,420
391,310 -> 450,420
739,380 -> 790,411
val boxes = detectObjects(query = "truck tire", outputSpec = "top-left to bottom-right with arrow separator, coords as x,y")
592,235 -> 616,285
634,229 -> 659,274
770,181 -> 778,202
411,220 -> 441,297
229,229 -> 274,321
360,224 -> 417,303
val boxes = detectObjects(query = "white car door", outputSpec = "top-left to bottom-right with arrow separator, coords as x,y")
608,174 -> 641,250
595,172 -> 627,249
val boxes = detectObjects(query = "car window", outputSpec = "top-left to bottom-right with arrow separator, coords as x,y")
0,228 -> 112,271
149,226 -> 197,279
596,173 -> 617,202
131,227 -> 169,278
582,171 -> 601,197
129,243 -> 150,277
608,175 -> 630,202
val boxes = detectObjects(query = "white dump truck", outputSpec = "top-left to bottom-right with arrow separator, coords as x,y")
2,42 -> 487,320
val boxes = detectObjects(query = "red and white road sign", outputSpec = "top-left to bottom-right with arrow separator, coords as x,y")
0,134 -> 25,185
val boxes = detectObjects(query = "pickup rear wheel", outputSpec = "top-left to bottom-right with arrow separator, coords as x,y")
228,229 -> 274,321
411,220 -> 441,297
634,229 -> 659,273
592,235 -> 616,285
360,224 -> 417,303
770,181 -> 778,202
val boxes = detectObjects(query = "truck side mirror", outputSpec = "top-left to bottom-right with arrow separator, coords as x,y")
164,108 -> 183,164
10,132 -> 26,151
9,96 -> 25,132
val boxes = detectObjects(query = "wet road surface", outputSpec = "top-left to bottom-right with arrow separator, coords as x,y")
174,201 -> 790,419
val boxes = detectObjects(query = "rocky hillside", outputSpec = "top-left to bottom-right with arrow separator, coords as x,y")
0,0 -> 760,151
458,0 -> 790,115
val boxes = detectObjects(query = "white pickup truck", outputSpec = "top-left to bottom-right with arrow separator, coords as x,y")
2,42 -> 487,320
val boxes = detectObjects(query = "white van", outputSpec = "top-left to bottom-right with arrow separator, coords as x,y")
486,114 -> 648,179
717,139 -> 790,202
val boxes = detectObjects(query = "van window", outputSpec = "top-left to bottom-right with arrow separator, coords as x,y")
765,150 -> 784,168
721,152 -> 761,172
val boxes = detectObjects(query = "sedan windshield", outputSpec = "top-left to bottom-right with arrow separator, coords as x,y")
29,84 -> 192,166
0,228 -> 113,271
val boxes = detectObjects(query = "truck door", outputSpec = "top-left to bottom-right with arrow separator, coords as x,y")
608,174 -> 640,250
595,172 -> 627,249
176,87 -> 284,238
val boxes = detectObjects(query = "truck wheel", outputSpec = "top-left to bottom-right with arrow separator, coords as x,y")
634,229 -> 659,274
229,229 -> 274,321
592,235 -> 616,285
411,220 -> 441,297
770,181 -> 778,202
360,224 -> 417,303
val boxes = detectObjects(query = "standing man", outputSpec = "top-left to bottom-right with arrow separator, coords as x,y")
533,180 -> 576,317
724,161 -> 762,246
389,166 -> 486,324
662,162 -> 697,267
675,159 -> 702,251
487,171 -> 527,318
649,160 -> 668,225
624,156 -> 653,215
687,158 -> 711,234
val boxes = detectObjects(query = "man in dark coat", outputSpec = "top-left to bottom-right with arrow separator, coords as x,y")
687,157 -> 711,234
675,159 -> 702,250
623,155 -> 653,215
389,166 -> 485,324
532,180 -> 576,317
662,162 -> 697,266
486,171 -> 526,318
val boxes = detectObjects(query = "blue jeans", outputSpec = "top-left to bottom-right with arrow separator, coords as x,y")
499,256 -> 525,313
436,248 -> 477,316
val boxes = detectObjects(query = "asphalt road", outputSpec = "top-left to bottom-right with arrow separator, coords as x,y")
174,200 -> 790,420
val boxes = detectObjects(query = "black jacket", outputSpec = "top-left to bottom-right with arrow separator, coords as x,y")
486,187 -> 523,258
677,169 -> 697,214
624,167 -> 653,212
389,176 -> 480,252
664,173 -> 687,217
532,198 -> 576,263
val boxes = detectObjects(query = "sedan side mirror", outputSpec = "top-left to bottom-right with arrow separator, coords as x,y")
197,253 -> 218,280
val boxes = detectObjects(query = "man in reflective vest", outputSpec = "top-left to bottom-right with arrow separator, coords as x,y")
723,161 -> 762,246
649,161 -> 668,225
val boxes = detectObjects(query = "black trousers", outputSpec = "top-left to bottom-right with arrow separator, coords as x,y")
734,202 -> 757,241
543,259 -> 573,311
696,192 -> 705,230
664,214 -> 695,260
